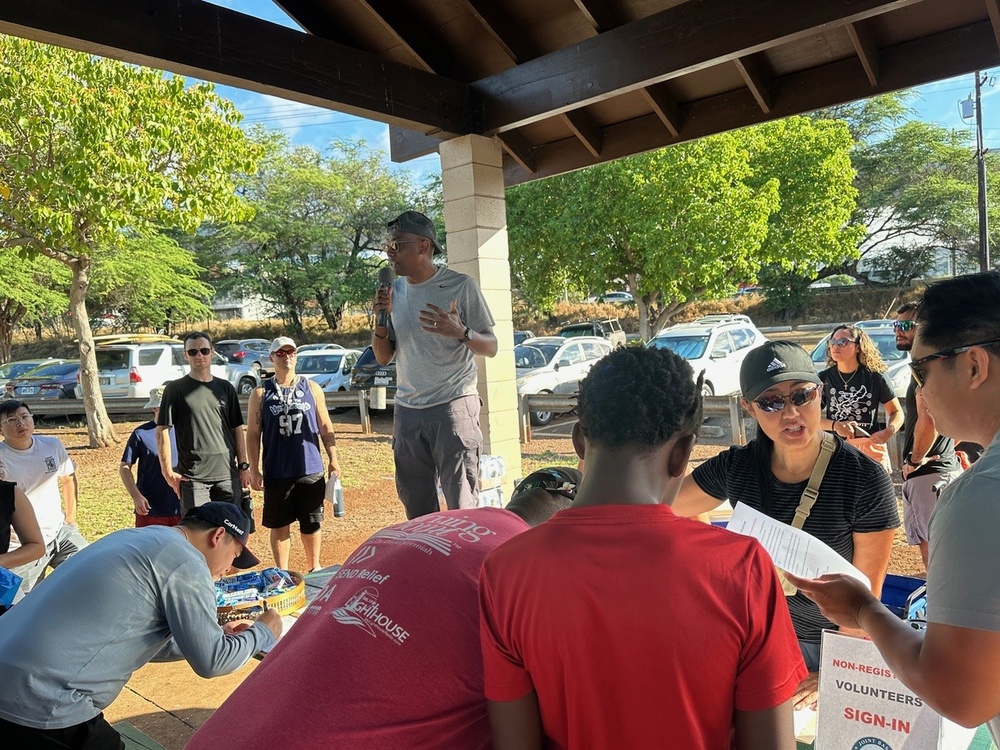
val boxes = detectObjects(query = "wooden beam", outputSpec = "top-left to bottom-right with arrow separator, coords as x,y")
846,21 -> 881,86
0,0 -> 474,135
572,0 -> 629,32
475,0 -> 923,133
734,54 -> 772,114
359,0 -> 459,77
561,110 -> 603,158
503,20 -> 1000,185
461,0 -> 539,63
389,127 -> 446,162
641,84 -> 683,137
272,0 -> 355,44
986,0 -> 1000,52
497,130 -> 536,174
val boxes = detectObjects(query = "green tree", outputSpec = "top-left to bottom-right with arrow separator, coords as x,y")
0,36 -> 259,446
0,250 -> 69,361
507,116 -> 859,339
200,135 -> 424,339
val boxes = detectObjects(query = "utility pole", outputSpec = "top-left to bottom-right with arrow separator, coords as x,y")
975,71 -> 990,272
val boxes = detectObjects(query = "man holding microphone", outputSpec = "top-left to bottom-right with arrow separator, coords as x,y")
372,210 -> 497,519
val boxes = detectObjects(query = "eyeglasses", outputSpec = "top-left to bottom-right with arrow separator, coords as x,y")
272,349 -> 296,358
829,337 -> 857,348
186,347 -> 212,357
752,385 -> 821,413
385,239 -> 423,253
1,414 -> 33,427
893,320 -> 917,333
908,337 -> 1000,387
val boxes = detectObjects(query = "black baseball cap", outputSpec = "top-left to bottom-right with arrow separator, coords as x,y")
740,340 -> 821,401
514,467 -> 582,500
387,210 -> 443,255
184,503 -> 260,569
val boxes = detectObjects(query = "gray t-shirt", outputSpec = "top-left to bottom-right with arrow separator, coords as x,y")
0,526 -> 274,730
926,429 -> 1000,741
388,266 -> 495,408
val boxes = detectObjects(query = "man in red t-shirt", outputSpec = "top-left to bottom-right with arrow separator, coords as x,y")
185,469 -> 577,750
480,347 -> 807,749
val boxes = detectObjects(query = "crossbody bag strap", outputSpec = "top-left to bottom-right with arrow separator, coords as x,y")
790,433 -> 837,529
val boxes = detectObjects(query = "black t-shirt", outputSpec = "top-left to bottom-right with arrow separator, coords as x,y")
0,481 -> 14,554
157,376 -> 243,482
692,437 -> 899,643
819,366 -> 894,433
902,378 -> 960,478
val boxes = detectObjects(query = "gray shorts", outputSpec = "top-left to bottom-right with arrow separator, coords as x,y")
902,471 -> 960,544
10,522 -> 88,602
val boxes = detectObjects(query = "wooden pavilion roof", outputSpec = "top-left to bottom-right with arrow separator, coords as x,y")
2,0 -> 997,185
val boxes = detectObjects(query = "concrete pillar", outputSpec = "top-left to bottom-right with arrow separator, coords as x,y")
439,135 -> 522,499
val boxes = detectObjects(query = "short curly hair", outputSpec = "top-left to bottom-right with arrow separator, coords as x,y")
577,347 -> 702,450
824,324 -> 887,373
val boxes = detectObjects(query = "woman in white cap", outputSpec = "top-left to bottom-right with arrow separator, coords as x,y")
671,340 -> 899,709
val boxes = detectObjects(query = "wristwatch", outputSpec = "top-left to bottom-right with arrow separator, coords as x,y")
460,326 -> 472,342
238,462 -> 251,471
904,454 -> 923,468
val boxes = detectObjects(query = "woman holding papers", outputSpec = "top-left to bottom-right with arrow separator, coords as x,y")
672,341 -> 898,709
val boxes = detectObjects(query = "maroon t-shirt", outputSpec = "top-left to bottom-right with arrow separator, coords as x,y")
187,507 -> 529,750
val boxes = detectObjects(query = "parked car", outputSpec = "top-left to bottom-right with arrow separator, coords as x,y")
349,346 -> 397,405
84,341 -> 261,400
513,330 -> 534,346
215,339 -> 273,375
645,315 -> 766,397
558,318 -> 627,348
515,336 -> 613,426
0,358 -> 65,391
6,361 -> 81,401
297,343 -> 345,353
809,324 -> 911,399
586,291 -> 634,304
297,348 -> 362,413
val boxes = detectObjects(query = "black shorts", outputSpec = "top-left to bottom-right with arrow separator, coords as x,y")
262,473 -> 325,533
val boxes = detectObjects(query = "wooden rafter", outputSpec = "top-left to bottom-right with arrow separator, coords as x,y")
503,20 -> 1000,185
641,84 -> 683,137
986,0 -> 1000,52
497,130 -> 536,174
358,0 -> 457,76
561,110 -> 603,158
734,54 -> 772,114
460,0 -> 538,63
474,0 -> 923,133
0,0 -> 474,134
846,21 -> 881,86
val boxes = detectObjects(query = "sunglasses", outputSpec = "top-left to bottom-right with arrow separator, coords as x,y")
186,347 -> 212,357
752,384 -> 820,413
893,320 -> 917,332
515,471 -> 578,500
272,349 -> 296,358
908,337 -> 1000,387
385,239 -> 423,253
829,337 -> 856,348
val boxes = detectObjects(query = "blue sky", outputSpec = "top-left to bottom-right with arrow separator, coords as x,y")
205,0 -> 1000,178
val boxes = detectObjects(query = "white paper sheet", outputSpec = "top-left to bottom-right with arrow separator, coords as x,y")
727,502 -> 870,589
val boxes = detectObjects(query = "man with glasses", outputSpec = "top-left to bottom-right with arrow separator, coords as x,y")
372,210 -> 498,519
247,337 -> 340,571
893,303 -> 961,569
157,331 -> 252,514
0,400 -> 85,600
791,271 -> 1000,741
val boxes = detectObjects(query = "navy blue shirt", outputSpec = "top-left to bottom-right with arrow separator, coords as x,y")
261,378 -> 325,480
121,421 -> 181,517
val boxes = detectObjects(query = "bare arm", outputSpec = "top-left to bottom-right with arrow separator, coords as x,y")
60,473 -> 78,526
488,694 -> 545,750
870,397 -> 904,445
790,573 -> 1000,728
119,462 -> 149,515
851,528 -> 895,599
308,381 -> 340,478
0,487 -> 45,569
372,285 -> 396,365
671,473 -> 730,518
465,327 -> 498,357
903,389 -> 940,479
246,387 -> 264,491
156,425 -> 184,495
232,423 -> 250,489
734,702 -> 796,750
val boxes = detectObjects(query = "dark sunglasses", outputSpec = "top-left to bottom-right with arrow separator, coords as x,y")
829,337 -> 856,348
893,320 -> 917,332
515,470 -> 578,500
751,384 -> 820,413
272,349 -> 297,358
186,347 -> 212,357
909,337 -> 1000,387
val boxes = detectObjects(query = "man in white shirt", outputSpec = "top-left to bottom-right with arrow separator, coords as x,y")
0,400 -> 86,598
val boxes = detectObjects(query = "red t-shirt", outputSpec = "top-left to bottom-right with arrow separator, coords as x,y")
479,504 -> 806,749
188,508 -> 529,750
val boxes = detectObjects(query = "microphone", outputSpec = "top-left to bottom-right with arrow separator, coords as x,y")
376,266 -> 395,328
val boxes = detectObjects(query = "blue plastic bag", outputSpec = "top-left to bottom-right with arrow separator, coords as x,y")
0,566 -> 23,608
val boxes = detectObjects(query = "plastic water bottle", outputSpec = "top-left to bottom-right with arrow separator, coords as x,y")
326,477 -> 345,517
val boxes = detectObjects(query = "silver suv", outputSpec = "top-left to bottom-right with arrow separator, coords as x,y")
87,340 -> 261,399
